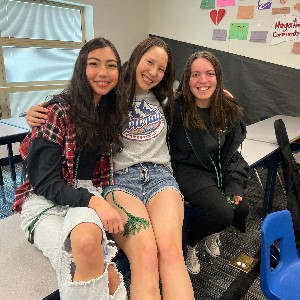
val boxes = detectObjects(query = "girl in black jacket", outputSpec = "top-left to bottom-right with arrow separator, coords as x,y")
170,51 -> 249,275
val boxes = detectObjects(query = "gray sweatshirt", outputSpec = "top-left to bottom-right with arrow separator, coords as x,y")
114,91 -> 171,171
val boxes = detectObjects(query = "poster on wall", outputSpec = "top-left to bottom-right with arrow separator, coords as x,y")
237,5 -> 254,19
210,9 -> 226,25
212,29 -> 228,40
217,0 -> 235,7
200,0 -> 215,9
249,31 -> 268,42
270,15 -> 300,45
258,0 -> 272,10
229,23 -> 249,40
272,7 -> 291,14
292,42 -> 300,53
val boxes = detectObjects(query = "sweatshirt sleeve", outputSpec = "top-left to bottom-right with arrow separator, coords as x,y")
27,136 -> 93,207
223,151 -> 249,196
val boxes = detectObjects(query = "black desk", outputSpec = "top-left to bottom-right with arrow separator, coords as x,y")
244,116 -> 300,217
241,139 -> 280,217
0,118 -> 29,185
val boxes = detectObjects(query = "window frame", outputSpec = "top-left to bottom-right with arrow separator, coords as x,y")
0,0 -> 86,118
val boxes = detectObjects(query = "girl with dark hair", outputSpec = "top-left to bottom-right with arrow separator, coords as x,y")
170,51 -> 250,275
13,38 -> 128,300
102,37 -> 194,300
25,37 -> 195,299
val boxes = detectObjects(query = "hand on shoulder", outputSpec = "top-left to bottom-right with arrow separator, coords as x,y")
26,102 -> 48,127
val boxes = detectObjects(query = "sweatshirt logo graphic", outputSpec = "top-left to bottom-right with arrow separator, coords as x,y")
122,99 -> 164,141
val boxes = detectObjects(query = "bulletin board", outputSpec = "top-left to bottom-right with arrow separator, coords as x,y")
149,0 -> 300,70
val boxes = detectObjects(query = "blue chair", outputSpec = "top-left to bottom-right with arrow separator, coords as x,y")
260,210 -> 300,299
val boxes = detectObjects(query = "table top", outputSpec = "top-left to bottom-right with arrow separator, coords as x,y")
0,117 -> 29,131
246,115 -> 300,144
241,139 -> 279,167
0,118 -> 29,145
0,122 -> 28,138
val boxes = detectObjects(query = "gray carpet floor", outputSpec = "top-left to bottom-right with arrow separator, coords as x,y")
0,163 -> 288,299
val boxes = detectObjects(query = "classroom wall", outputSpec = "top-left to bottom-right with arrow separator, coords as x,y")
149,0 -> 300,70
64,0 -> 150,63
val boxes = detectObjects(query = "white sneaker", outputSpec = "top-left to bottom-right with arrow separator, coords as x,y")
205,233 -> 221,258
186,245 -> 201,274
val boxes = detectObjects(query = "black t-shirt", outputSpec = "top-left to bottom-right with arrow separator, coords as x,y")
199,107 -> 225,159
76,149 -> 100,180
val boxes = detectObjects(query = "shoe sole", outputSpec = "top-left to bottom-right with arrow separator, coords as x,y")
204,241 -> 220,258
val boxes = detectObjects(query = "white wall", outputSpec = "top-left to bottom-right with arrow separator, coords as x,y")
64,0 -> 150,63
149,0 -> 300,70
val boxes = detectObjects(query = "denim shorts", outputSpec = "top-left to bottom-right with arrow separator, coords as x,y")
102,163 -> 183,205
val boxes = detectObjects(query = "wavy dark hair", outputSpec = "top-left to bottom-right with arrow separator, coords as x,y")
176,51 -> 243,132
123,37 -> 175,124
54,38 -> 126,154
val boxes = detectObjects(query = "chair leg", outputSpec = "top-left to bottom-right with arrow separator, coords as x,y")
0,166 -> 3,186
254,169 -> 264,190
7,143 -> 16,181
276,172 -> 286,195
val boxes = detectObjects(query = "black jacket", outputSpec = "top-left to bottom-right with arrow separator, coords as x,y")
169,98 -> 249,198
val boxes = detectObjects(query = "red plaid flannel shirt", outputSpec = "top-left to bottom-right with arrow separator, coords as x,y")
13,102 -> 113,212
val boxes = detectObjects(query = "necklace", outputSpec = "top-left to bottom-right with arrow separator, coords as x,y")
28,152 -> 82,244
73,153 -> 80,186
179,103 -> 235,208
210,130 -> 236,209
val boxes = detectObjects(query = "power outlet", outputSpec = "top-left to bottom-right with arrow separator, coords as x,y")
229,253 -> 258,273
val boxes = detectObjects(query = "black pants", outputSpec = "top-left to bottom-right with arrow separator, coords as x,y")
185,185 -> 249,247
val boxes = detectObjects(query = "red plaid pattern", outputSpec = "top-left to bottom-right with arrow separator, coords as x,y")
13,102 -> 113,212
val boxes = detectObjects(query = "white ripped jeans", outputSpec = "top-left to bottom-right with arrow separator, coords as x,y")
20,180 -> 127,300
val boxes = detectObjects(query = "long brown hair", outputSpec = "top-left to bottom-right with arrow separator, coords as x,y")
57,37 -> 126,154
123,37 -> 175,124
176,51 -> 243,132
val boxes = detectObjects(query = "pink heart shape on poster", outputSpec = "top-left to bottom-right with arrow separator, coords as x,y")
280,0 -> 287,4
210,9 -> 226,26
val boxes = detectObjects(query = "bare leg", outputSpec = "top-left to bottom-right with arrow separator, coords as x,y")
108,264 -> 121,296
70,222 -> 123,297
147,189 -> 194,300
71,222 -> 105,281
107,191 -> 161,300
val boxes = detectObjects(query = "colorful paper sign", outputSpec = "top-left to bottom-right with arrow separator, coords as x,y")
295,3 -> 300,12
272,7 -> 290,14
212,29 -> 228,41
237,5 -> 254,19
292,42 -> 300,54
217,0 -> 235,7
270,15 -> 300,45
229,23 -> 249,40
258,0 -> 272,10
210,9 -> 226,25
249,31 -> 268,42
200,0 -> 215,9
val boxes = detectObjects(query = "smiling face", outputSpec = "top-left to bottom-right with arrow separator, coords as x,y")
86,47 -> 119,105
135,46 -> 168,93
189,57 -> 217,108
